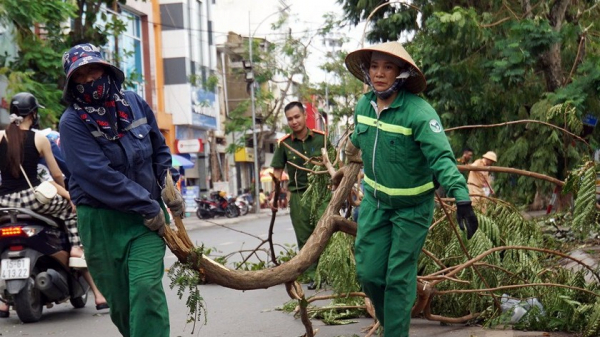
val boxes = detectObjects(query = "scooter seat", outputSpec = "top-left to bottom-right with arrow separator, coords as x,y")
0,208 -> 60,228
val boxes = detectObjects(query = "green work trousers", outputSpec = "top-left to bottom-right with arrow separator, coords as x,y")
355,192 -> 434,337
77,205 -> 169,337
289,190 -> 328,279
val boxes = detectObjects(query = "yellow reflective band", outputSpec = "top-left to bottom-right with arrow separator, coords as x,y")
363,175 -> 434,196
357,115 -> 412,136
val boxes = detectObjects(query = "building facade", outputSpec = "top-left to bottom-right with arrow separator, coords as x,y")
160,0 -> 221,194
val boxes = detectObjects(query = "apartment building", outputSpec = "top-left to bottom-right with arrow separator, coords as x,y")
160,0 -> 222,193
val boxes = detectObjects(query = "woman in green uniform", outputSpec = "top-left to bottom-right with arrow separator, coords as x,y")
344,41 -> 479,337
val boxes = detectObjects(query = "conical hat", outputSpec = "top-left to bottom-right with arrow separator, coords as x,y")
345,41 -> 426,94
482,151 -> 497,162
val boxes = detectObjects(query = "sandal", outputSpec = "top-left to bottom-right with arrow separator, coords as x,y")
95,303 -> 109,310
0,302 -> 9,318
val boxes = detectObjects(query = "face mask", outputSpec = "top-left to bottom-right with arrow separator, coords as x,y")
372,78 -> 405,99
72,74 -> 112,104
360,63 -> 409,100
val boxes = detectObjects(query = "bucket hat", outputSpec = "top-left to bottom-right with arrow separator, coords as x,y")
482,151 -> 497,163
345,41 -> 427,94
61,43 -> 125,102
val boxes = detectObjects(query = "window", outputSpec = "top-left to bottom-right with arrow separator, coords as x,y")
113,10 -> 143,96
97,7 -> 144,96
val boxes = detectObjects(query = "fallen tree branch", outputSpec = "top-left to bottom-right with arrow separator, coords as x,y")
286,160 -> 329,175
435,192 -> 502,310
436,282 -> 600,298
280,141 -> 324,167
163,162 -> 362,290
427,246 -> 600,284
307,292 -> 366,304
161,156 -> 596,334
446,119 -> 590,151
457,165 -> 565,186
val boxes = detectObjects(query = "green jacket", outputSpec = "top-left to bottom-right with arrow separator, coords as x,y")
271,128 -> 326,193
350,91 -> 470,208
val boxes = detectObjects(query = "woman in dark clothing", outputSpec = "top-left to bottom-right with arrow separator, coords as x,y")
0,92 -> 106,316
59,43 -> 183,337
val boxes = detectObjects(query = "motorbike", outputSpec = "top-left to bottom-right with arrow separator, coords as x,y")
235,195 -> 250,216
0,207 -> 89,323
195,192 -> 239,219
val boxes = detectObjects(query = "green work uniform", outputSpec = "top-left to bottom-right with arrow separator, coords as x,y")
271,128 -> 327,278
77,205 -> 170,337
351,91 -> 470,337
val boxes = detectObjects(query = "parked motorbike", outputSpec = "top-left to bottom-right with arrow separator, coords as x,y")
0,207 -> 89,323
195,192 -> 239,219
235,195 -> 250,216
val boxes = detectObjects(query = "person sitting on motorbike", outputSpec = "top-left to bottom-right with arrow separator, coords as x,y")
0,92 -> 107,315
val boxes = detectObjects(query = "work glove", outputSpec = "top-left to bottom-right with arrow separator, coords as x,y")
344,140 -> 362,163
161,188 -> 185,218
144,211 -> 166,237
456,201 -> 478,240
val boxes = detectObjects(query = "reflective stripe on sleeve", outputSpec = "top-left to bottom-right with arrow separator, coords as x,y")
363,175 -> 434,196
356,115 -> 412,136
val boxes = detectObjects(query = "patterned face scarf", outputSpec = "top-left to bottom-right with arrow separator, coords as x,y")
71,73 -> 133,141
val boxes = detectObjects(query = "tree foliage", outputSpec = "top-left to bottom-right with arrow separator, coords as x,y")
70,0 -> 130,46
0,0 -> 76,126
309,49 -> 363,126
337,0 -> 600,205
0,0 -> 139,128
224,13 -> 324,167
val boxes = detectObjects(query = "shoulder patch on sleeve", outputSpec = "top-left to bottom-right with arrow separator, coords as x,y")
428,119 -> 443,133
278,134 -> 291,144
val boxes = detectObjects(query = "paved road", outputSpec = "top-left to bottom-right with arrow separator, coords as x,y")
0,209 -> 576,336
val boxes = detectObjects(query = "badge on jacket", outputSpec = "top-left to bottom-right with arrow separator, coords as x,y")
429,120 -> 442,133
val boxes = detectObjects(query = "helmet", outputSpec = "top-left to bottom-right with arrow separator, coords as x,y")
10,92 -> 44,117
482,151 -> 497,163
219,191 -> 227,198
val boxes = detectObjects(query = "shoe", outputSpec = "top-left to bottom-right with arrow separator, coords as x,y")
69,254 -> 87,268
307,281 -> 317,290
96,303 -> 109,310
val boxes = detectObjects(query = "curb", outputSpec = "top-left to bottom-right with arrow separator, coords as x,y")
179,208 -> 290,231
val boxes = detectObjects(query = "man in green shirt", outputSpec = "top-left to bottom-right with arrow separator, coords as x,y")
271,101 -> 327,290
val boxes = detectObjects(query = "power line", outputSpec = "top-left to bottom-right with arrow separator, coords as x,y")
147,18 -> 331,39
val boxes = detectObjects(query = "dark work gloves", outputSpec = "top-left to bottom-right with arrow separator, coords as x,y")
162,188 -> 185,218
144,211 -> 166,237
456,201 -> 478,240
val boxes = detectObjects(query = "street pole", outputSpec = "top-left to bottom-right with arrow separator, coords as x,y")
247,8 -> 289,213
249,12 -> 261,213
221,50 -> 238,195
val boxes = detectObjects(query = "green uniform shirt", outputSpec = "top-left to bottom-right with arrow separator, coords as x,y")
350,91 -> 470,207
271,129 -> 326,193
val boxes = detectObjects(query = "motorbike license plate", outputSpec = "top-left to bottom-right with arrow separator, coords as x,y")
1,258 -> 30,280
